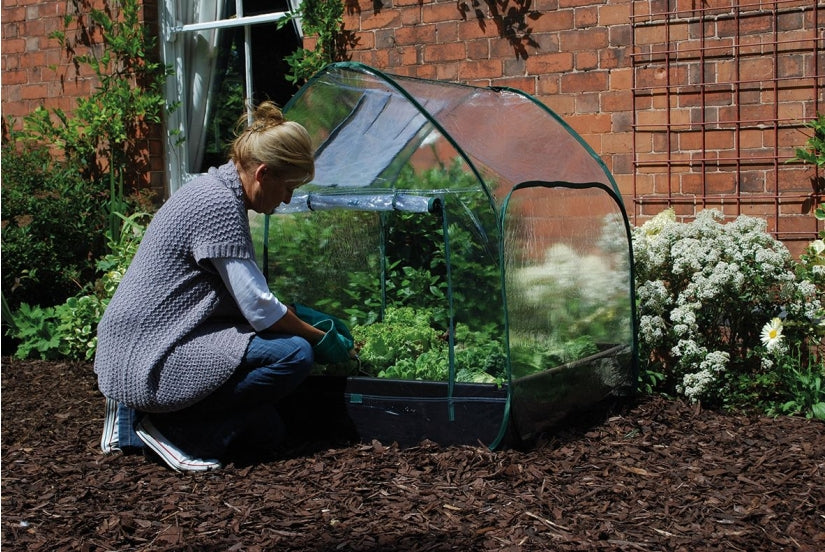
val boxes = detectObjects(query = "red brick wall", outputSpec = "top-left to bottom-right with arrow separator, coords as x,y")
1,0 -> 164,195
340,0 -> 824,254
2,0 -> 823,252
2,0 -> 90,122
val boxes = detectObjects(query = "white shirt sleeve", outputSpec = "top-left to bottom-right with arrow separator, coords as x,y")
211,257 -> 288,332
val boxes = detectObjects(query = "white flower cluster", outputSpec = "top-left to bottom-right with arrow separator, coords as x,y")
677,350 -> 730,402
632,208 -> 816,403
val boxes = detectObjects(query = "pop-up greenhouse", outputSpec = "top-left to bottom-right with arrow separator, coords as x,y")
257,63 -> 638,449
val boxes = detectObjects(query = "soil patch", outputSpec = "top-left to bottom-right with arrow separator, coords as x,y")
2,357 -> 824,551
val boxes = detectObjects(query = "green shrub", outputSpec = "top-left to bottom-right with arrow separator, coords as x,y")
1,145 -> 108,310
7,212 -> 148,360
761,340 -> 825,420
8,303 -> 63,360
278,0 -> 355,84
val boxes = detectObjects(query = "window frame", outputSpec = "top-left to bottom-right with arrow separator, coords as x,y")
158,0 -> 301,193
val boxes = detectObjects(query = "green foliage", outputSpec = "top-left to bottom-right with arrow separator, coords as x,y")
1,144 -> 108,310
58,211 -> 148,360
3,0 -> 172,359
510,335 -> 599,379
378,352 -> 448,382
352,307 -> 443,375
23,0 -> 170,181
263,161 -> 502,328
55,294 -> 108,360
791,113 -> 825,168
452,322 -> 507,382
9,303 -> 63,360
6,212 -> 149,360
352,307 -> 506,383
278,0 -> 354,84
260,209 -> 380,322
745,345 -> 825,420
260,160 -> 506,382
17,0 -> 170,242
775,355 -> 825,419
381,162 -> 502,327
637,366 -> 665,395
200,42 -> 245,169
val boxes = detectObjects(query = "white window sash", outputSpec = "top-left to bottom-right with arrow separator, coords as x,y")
159,0 -> 301,194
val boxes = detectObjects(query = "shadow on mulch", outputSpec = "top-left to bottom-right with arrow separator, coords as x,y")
2,357 -> 824,551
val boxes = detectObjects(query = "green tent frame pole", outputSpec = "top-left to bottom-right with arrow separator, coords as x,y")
262,215 -> 270,282
440,196 -> 457,422
379,212 -> 388,320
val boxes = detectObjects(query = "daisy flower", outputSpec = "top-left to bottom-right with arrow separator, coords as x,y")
760,318 -> 784,352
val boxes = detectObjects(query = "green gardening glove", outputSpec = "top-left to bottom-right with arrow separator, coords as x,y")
293,303 -> 354,342
312,319 -> 354,364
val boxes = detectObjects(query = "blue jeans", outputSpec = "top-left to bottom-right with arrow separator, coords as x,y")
118,333 -> 314,457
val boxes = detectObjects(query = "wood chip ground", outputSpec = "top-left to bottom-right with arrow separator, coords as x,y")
2,358 -> 823,551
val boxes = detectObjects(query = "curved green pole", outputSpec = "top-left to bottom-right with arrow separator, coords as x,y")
379,211 -> 387,319
491,180 -> 640,452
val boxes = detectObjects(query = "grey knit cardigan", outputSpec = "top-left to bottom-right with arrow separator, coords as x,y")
94,162 -> 257,412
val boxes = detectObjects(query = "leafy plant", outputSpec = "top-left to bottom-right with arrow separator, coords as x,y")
18,0 -> 170,241
348,306 -> 506,383
509,335 -> 599,379
352,306 -> 443,375
452,323 -> 507,382
768,347 -> 825,420
8,303 -> 63,360
738,317 -> 825,420
55,294 -> 108,360
0,144 -> 108,310
637,367 -> 665,395
278,0 -> 356,84
6,212 -> 149,360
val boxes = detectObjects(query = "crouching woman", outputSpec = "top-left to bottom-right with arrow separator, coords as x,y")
94,102 -> 352,471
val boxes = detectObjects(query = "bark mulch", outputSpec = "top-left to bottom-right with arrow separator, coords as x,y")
2,357 -> 824,551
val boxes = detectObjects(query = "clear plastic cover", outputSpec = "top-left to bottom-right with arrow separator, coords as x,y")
251,63 -> 637,447
502,184 -> 635,439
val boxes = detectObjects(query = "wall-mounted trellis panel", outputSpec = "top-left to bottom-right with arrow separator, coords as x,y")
631,0 -> 824,244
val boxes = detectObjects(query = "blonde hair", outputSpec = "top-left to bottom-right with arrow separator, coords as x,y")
230,101 -> 314,180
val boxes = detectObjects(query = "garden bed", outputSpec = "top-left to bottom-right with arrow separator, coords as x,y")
2,357 -> 823,551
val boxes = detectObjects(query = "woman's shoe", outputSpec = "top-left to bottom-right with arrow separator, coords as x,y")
135,417 -> 222,472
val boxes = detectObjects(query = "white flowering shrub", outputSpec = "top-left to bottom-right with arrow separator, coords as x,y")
796,204 -> 825,321
633,209 -> 823,408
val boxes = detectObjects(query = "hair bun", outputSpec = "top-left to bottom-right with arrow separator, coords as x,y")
253,101 -> 286,126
